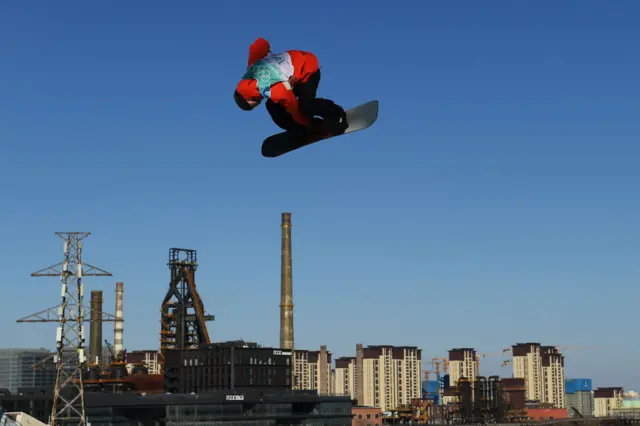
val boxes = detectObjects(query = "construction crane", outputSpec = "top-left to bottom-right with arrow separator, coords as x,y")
499,345 -> 598,368
431,357 -> 449,374
430,358 -> 449,404
475,348 -> 511,374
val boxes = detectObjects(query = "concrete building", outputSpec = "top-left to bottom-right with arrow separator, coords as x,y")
0,349 -> 56,394
335,357 -> 357,398
565,378 -> 594,418
611,399 -> 640,418
541,346 -> 565,408
330,368 -> 336,396
351,406 -> 382,426
361,345 -> 422,412
448,348 -> 477,387
512,343 -> 543,402
594,387 -> 624,417
293,346 -> 332,394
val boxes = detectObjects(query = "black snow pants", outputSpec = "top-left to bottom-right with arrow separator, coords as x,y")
266,69 -> 347,135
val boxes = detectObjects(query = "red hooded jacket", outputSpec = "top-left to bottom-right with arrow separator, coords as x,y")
235,38 -> 319,126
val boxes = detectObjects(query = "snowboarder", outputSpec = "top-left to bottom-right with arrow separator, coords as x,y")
233,37 -> 348,138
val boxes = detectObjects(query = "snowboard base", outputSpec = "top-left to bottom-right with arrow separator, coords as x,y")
261,100 -> 379,158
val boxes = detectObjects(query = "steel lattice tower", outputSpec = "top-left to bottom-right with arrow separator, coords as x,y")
17,232 -> 112,426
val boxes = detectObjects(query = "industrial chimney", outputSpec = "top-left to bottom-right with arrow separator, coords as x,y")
114,282 -> 124,359
89,290 -> 103,364
280,213 -> 294,350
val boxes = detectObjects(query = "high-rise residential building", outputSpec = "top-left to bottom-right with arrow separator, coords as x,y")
334,357 -> 357,398
512,343 -> 543,402
0,349 -> 57,393
335,345 -> 422,410
361,345 -> 422,412
594,387 -> 624,417
541,346 -> 565,408
330,368 -> 336,396
448,348 -> 477,387
293,347 -> 332,394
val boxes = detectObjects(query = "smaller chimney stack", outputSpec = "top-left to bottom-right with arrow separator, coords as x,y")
114,282 -> 124,359
89,291 -> 103,364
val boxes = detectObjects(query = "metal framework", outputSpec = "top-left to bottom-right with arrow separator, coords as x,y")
160,248 -> 214,363
17,232 -> 112,426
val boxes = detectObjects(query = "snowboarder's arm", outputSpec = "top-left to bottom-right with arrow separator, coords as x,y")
270,83 -> 311,126
248,37 -> 270,67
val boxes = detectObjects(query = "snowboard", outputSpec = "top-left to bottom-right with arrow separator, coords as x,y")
261,100 -> 379,158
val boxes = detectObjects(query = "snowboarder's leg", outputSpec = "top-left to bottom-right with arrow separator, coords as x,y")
266,99 -> 307,135
295,70 -> 348,134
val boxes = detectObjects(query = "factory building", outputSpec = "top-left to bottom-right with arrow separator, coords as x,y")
541,346 -> 565,408
0,387 -> 354,425
0,349 -> 56,394
502,378 -> 526,411
448,348 -> 477,387
292,346 -> 331,394
512,343 -> 544,403
125,350 -> 161,375
163,341 -> 293,394
361,345 -> 422,412
565,378 -> 594,417
594,387 -> 624,417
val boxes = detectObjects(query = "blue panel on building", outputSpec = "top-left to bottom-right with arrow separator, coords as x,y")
565,378 -> 592,394
443,374 -> 450,388
422,380 -> 439,398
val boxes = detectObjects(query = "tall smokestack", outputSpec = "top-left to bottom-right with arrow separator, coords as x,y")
356,343 -> 364,404
280,212 -> 294,350
114,282 -> 124,359
89,290 -> 103,364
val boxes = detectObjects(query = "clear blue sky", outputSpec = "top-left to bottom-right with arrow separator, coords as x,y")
1,1 -> 638,390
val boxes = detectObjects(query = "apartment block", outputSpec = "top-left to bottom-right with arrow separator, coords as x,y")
335,357 -> 357,398
0,349 -> 56,393
361,345 -> 422,412
448,348 -> 477,387
512,343 -> 543,402
594,387 -> 624,417
293,346 -> 332,394
541,346 -> 565,408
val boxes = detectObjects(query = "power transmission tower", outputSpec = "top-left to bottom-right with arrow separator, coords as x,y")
17,232 -> 112,426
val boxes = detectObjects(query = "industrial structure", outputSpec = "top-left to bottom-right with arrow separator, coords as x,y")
16,232 -> 114,426
159,248 -> 215,367
0,217 -> 355,425
280,212 -> 294,352
2,219 -> 632,425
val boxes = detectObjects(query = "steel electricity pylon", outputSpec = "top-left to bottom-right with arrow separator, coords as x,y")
17,232 -> 113,426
